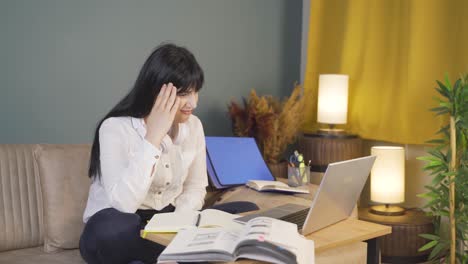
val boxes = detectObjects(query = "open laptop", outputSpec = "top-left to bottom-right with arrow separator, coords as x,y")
234,156 -> 376,235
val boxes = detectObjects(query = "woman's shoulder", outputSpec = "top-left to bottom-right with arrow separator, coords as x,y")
99,116 -> 134,133
187,115 -> 203,130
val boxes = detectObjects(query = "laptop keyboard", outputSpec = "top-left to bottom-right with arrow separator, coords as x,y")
279,208 -> 309,229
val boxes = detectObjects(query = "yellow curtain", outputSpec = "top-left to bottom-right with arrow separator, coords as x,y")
303,0 -> 468,144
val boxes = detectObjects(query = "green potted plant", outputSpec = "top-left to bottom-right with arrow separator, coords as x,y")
418,74 -> 468,263
228,84 -> 305,179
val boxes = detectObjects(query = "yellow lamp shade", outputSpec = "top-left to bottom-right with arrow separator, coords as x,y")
317,74 -> 349,125
370,146 -> 405,204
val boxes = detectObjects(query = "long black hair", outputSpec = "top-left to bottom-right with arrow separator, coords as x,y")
88,43 -> 204,179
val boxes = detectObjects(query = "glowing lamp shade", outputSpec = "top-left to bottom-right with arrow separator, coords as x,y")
317,74 -> 349,124
370,146 -> 405,204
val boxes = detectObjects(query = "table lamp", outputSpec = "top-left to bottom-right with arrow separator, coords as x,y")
370,146 -> 406,216
317,74 -> 349,134
299,73 -> 360,179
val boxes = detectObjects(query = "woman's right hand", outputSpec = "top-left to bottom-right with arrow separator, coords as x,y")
144,83 -> 180,148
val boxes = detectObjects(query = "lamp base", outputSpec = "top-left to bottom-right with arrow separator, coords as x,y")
369,205 -> 406,216
316,123 -> 350,137
318,128 -> 345,134
315,128 -> 356,139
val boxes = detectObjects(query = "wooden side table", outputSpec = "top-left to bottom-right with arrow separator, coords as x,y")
298,133 -> 363,185
358,208 -> 434,264
298,133 -> 363,172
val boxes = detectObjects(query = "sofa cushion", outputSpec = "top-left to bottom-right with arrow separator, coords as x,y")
0,247 -> 84,264
0,144 -> 43,252
34,145 -> 91,252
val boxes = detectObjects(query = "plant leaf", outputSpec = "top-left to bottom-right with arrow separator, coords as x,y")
430,106 -> 448,112
432,173 -> 448,185
428,241 -> 447,260
425,139 -> 446,145
417,156 -> 441,162
452,78 -> 461,97
428,149 -> 446,160
423,162 -> 445,171
439,209 -> 449,217
436,124 -> 450,135
419,234 -> 440,241
418,192 -> 440,200
436,80 -> 451,99
444,73 -> 452,90
435,109 -> 450,116
419,240 -> 438,252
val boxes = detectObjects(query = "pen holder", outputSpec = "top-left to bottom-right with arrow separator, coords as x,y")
287,166 -> 310,187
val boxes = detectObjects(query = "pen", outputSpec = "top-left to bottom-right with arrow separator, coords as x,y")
195,213 -> 201,227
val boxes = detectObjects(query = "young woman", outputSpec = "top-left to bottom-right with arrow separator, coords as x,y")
79,43 -> 208,264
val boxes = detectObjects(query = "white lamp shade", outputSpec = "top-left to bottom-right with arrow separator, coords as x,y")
370,146 -> 405,204
317,74 -> 349,124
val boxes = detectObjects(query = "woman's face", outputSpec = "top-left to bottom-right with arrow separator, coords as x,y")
174,89 -> 199,123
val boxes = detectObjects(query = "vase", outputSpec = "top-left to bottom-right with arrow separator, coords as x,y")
267,161 -> 288,179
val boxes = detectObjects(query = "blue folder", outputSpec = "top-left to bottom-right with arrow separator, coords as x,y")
205,137 -> 274,189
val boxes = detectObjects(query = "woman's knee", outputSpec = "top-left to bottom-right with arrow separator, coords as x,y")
81,208 -> 142,253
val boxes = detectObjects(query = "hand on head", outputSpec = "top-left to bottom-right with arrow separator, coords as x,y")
144,83 -> 180,147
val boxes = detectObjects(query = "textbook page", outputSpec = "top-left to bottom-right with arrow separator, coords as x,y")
158,218 -> 314,264
145,211 -> 199,233
246,180 -> 309,194
145,209 -> 242,233
238,217 -> 315,264
158,228 -> 241,263
198,209 -> 244,229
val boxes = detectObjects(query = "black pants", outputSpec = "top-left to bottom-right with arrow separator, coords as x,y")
79,202 -> 253,264
79,205 -> 175,264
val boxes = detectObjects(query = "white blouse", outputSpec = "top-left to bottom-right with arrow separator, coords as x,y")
83,115 -> 208,223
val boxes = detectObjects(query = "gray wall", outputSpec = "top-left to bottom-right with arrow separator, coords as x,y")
0,0 -> 302,144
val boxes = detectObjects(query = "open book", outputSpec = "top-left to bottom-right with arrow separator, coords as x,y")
246,180 -> 309,194
143,209 -> 243,234
158,217 -> 315,264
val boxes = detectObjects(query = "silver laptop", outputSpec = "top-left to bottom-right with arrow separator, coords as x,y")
234,156 -> 376,235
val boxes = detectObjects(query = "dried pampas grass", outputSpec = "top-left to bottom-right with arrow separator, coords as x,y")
228,84 -> 305,164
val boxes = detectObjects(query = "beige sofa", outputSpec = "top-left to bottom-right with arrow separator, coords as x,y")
0,144 -> 367,264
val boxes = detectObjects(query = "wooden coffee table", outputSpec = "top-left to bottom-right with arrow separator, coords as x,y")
145,218 -> 390,263
145,181 -> 391,263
